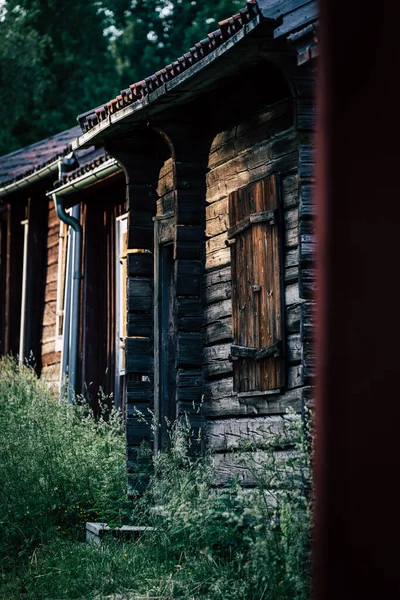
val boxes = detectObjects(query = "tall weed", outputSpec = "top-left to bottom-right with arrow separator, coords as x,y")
0,355 -> 128,568
0,355 -> 312,599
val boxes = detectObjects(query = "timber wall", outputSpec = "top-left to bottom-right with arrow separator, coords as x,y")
202,96 -> 315,484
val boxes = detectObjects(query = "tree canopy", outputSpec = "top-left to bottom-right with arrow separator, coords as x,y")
0,0 -> 244,156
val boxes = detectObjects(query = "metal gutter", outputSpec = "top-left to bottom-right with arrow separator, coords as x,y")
0,160 -> 59,197
51,157 -> 121,196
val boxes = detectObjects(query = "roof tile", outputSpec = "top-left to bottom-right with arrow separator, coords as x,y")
79,1 -> 260,133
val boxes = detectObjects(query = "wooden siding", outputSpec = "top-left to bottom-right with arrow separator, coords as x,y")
202,92 -> 313,481
41,199 -> 61,387
123,79 -> 315,486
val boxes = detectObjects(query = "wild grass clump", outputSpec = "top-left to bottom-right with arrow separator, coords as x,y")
0,355 -> 129,571
0,354 -> 312,600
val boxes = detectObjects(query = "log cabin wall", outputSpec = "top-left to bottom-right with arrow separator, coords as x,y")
112,60 -> 315,490
202,64 -> 315,485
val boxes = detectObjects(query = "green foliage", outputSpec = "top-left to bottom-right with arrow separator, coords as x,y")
0,355 -> 312,599
0,355 -> 129,569
0,0 -> 245,156
109,0 -> 245,86
0,0 -> 121,154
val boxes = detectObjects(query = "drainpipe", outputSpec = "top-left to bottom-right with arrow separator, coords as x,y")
49,155 -> 121,402
52,195 -> 82,404
60,222 -> 73,396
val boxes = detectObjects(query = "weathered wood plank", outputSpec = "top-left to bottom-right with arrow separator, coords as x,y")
176,369 -> 204,404
282,172 -> 299,209
127,313 -> 153,337
300,301 -> 315,342
296,98 -> 316,131
175,231 -> 203,259
206,197 -> 229,237
286,303 -> 301,333
177,190 -> 204,226
157,218 -> 175,244
299,142 -> 315,178
126,418 -> 154,446
285,265 -> 298,284
207,414 -> 301,452
156,191 -> 175,217
126,379 -> 153,403
205,247 -> 231,271
206,231 -> 228,255
204,299 -> 231,324
299,183 -> 315,219
204,385 -> 310,418
230,341 -> 281,361
203,317 -> 233,345
287,364 -> 303,389
177,332 -> 203,367
176,259 -> 202,295
126,402 -> 151,419
177,297 -> 203,332
235,104 -> 293,155
211,448 -> 298,487
285,247 -> 299,269
285,282 -> 300,306
127,252 -> 153,277
206,134 -> 297,204
287,333 -> 302,363
125,337 -> 153,374
203,343 -> 233,378
208,99 -> 293,169
299,267 -> 316,299
285,225 -> 298,249
299,219 -> 316,264
203,278 -> 232,305
302,340 -> 315,384
156,158 -> 174,197
128,225 -> 154,250
284,207 -> 299,230
127,277 -> 153,312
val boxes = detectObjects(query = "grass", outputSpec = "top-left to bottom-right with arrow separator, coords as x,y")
0,355 -> 312,600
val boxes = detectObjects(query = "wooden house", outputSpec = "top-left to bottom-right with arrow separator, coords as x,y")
0,0 -> 318,484
0,130 -> 126,413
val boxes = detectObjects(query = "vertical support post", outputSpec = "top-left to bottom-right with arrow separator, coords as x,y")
18,218 -> 29,364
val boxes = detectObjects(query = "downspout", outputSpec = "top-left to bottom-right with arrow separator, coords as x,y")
52,194 -> 82,404
49,155 -> 121,402
60,222 -> 73,396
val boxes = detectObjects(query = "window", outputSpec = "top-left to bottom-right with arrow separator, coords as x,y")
228,173 -> 284,394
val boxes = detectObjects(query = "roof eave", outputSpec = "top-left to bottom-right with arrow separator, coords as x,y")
0,159 -> 59,198
73,14 -> 263,151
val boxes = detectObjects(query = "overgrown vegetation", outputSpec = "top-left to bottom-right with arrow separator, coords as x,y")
0,355 -> 312,599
